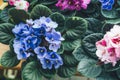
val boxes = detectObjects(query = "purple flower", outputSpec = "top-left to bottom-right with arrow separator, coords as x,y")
99,0 -> 114,10
40,57 -> 53,69
56,0 -> 91,11
13,40 -> 31,60
34,47 -> 47,58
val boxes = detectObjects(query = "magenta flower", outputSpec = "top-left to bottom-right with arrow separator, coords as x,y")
56,0 -> 91,11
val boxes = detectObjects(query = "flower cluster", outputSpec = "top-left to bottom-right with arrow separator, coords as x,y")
8,0 -> 29,11
56,0 -> 91,11
12,17 -> 64,69
99,0 -> 114,10
96,25 -> 120,66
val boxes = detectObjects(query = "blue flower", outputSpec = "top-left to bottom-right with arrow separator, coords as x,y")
40,57 -> 53,69
34,47 -> 47,58
45,31 -> 64,43
49,43 -> 61,52
13,40 -> 31,60
45,31 -> 64,52
39,52 -> 63,69
99,0 -> 109,3
12,23 -> 31,38
39,17 -> 58,31
99,0 -> 114,10
46,52 -> 63,69
33,26 -> 46,36
52,59 -> 63,69
46,52 -> 62,60
23,36 -> 41,50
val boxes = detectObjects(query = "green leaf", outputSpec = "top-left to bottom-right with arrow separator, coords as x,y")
101,8 -> 120,18
77,59 -> 102,78
91,0 -> 99,3
31,5 -> 52,19
57,66 -> 77,78
22,61 -> 42,80
116,68 -> 120,79
82,33 -> 103,59
0,23 -> 14,44
103,61 -> 120,72
102,24 -> 113,34
62,39 -> 81,51
0,50 -> 20,67
0,8 -> 9,22
9,8 -> 30,24
79,4 -> 100,18
21,61 -> 27,71
96,72 -> 119,80
40,67 -> 56,79
72,46 -> 88,61
50,12 -> 65,32
38,0 -> 57,5
105,18 -> 120,24
64,17 -> 87,40
86,18 -> 103,33
81,30 -> 94,39
61,53 -> 78,67
117,0 -> 120,6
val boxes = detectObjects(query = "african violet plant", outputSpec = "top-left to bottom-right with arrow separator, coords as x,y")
1,0 -> 120,80
0,2 -> 88,80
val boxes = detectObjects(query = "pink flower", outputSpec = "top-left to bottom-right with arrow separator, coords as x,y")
81,0 -> 91,9
96,25 -> 120,66
56,0 -> 91,11
8,0 -> 16,5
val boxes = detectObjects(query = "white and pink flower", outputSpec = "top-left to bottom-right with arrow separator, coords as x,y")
96,25 -> 120,66
8,0 -> 29,11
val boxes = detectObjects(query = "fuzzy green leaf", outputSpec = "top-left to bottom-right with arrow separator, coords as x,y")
101,8 -> 119,18
40,67 -> 56,79
73,46 -> 88,61
31,5 -> 52,19
57,66 -> 77,78
0,50 -> 20,67
86,18 -> 103,33
96,72 -> 118,80
22,61 -> 42,80
0,23 -> 14,44
82,33 -> 103,59
64,17 -> 87,40
61,53 -> 78,67
77,59 -> 102,78
50,12 -> 65,32
9,8 -> 30,24
62,39 -> 81,51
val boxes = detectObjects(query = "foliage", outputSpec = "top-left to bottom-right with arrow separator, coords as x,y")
0,0 -> 120,80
